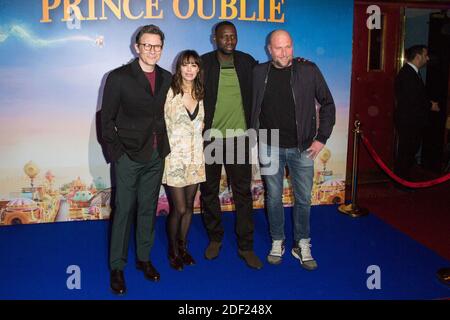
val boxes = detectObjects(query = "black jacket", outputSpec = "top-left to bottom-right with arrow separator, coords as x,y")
251,58 -> 336,151
201,50 -> 257,133
101,58 -> 172,163
394,63 -> 430,128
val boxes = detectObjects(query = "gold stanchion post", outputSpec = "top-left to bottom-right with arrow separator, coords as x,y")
338,120 -> 369,217
436,267 -> 450,286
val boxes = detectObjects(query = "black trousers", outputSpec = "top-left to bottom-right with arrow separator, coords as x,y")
394,125 -> 423,180
200,136 -> 254,251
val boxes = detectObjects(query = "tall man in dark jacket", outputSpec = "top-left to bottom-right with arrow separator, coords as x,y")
394,45 -> 439,181
201,21 -> 262,269
101,25 -> 171,295
251,30 -> 335,270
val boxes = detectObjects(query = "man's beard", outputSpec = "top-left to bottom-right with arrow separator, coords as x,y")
273,58 -> 292,68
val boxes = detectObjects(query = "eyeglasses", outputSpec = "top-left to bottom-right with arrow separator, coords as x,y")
139,43 -> 163,52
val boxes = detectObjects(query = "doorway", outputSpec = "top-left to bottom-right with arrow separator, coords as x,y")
402,8 -> 450,174
348,1 -> 450,187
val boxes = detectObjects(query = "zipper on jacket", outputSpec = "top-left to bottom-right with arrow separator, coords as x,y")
262,64 -> 270,98
290,62 -> 301,152
257,64 -> 271,131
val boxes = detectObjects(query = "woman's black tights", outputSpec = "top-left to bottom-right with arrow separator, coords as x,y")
167,184 -> 198,255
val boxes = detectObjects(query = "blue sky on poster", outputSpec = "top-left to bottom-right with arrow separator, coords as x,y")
0,0 -> 352,170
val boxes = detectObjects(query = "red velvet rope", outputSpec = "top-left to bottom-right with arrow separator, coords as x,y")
360,135 -> 450,188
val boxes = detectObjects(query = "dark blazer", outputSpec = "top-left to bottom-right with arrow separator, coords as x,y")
251,58 -> 336,151
101,58 -> 172,163
201,50 -> 257,133
394,63 -> 430,128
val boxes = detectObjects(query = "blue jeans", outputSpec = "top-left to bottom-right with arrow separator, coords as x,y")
259,143 -> 314,242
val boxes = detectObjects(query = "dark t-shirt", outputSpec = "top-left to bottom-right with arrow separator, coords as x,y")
260,64 -> 298,148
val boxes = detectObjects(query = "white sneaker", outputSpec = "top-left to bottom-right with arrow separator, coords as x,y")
291,238 -> 318,270
267,240 -> 285,265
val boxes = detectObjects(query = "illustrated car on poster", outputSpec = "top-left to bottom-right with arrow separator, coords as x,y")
157,194 -> 170,216
316,179 -> 345,204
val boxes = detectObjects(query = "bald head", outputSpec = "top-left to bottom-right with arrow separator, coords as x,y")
268,29 -> 294,68
269,30 -> 292,45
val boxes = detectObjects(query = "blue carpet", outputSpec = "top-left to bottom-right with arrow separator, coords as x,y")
0,205 -> 448,300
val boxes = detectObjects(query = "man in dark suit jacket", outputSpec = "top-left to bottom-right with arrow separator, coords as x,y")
394,45 -> 439,181
101,25 -> 171,295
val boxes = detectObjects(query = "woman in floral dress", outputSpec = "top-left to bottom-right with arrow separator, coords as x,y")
162,50 -> 205,270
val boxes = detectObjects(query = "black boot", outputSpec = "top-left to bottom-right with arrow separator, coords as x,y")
136,260 -> 160,282
168,247 -> 184,271
110,270 -> 126,295
178,240 -> 196,266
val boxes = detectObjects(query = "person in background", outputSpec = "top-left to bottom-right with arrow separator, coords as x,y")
394,44 -> 440,183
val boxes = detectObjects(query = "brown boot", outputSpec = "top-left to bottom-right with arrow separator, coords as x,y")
178,240 -> 196,266
238,249 -> 263,270
205,241 -> 222,260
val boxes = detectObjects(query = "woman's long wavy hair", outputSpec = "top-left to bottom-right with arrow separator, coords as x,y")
171,50 -> 204,101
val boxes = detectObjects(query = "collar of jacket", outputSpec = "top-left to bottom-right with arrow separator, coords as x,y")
214,50 -> 236,66
258,58 -> 304,136
208,50 -> 248,106
261,59 -> 297,91
263,57 -> 306,79
130,57 -> 165,96
210,50 -> 253,73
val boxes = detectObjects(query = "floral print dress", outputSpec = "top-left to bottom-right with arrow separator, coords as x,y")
162,88 -> 206,187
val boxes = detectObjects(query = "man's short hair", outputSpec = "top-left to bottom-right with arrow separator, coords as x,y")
214,21 -> 236,34
135,24 -> 165,46
267,29 -> 292,46
405,45 -> 427,61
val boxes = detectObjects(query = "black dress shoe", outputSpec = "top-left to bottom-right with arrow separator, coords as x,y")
168,250 -> 184,271
110,270 -> 126,295
136,260 -> 160,282
178,240 -> 196,266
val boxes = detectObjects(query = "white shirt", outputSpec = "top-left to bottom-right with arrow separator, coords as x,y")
407,62 -> 419,74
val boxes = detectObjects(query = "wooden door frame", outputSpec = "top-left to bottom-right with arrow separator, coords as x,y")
347,0 -> 450,186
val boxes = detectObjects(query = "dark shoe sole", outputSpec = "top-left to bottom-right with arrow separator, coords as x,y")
300,264 -> 318,271
204,250 -> 221,260
144,274 -> 161,281
204,253 -> 219,260
238,253 -> 263,270
110,287 -> 126,296
170,265 -> 184,271
267,255 -> 283,265
180,253 -> 196,266
136,265 -> 161,282
291,249 -> 318,271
